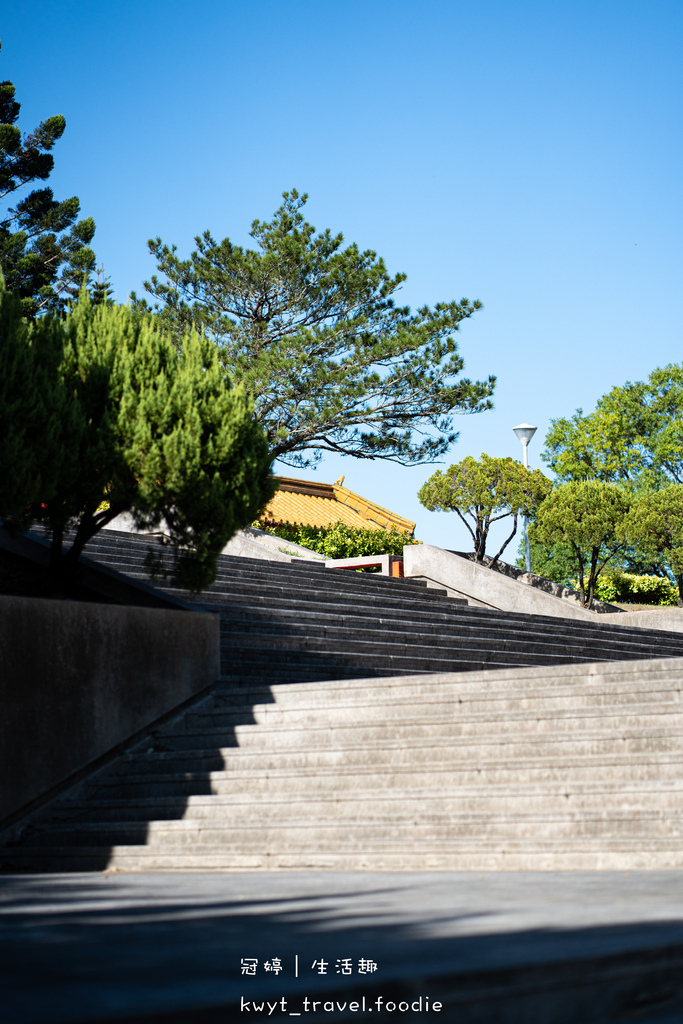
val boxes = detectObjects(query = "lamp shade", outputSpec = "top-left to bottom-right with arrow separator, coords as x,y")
513,423 -> 537,445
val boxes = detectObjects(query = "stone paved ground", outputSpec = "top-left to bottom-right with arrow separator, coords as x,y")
3,871 -> 683,1023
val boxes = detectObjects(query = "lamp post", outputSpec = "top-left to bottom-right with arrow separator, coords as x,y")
513,423 -> 537,573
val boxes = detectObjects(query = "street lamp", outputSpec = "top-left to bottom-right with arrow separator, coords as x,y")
513,423 -> 537,573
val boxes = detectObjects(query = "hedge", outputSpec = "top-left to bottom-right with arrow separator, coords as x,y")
254,519 -> 419,561
579,571 -> 678,606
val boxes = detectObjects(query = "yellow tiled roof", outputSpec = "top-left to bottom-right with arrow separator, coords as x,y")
261,476 -> 415,535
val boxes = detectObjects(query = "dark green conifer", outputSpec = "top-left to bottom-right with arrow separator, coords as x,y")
0,42 -> 96,317
0,283 -> 275,591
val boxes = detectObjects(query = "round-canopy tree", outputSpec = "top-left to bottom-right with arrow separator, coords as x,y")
418,453 -> 552,568
542,364 -> 683,488
532,480 -> 632,609
621,486 -> 683,607
0,283 -> 275,591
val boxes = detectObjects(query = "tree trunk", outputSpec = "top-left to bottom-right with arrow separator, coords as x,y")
474,519 -> 487,563
49,503 -> 127,596
47,518 -> 65,596
586,547 -> 600,611
489,514 -> 518,571
576,548 -> 586,608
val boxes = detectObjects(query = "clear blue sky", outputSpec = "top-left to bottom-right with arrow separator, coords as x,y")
3,1 -> 682,553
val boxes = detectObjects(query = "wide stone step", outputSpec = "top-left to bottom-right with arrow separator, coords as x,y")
219,644 -> 530,675
218,665 -> 386,684
217,625 -> 681,667
169,702 -> 683,736
175,562 -> 442,600
85,736 -> 683,782
217,612 -> 683,671
82,534 -> 680,629
218,617 -> 683,658
96,558 -> 659,645
109,559 -> 446,604
219,633 -> 645,666
122,576 -> 470,624
20,809 -> 683,851
180,582 -> 459,615
104,752 -> 683,788
213,597 -> 683,637
217,645 -> 640,678
46,782 -> 683,823
195,683 -> 683,720
86,536 -> 421,589
213,597 -> 665,646
153,713 -> 683,750
211,657 -> 683,699
12,523 -> 683,874
83,546 -> 451,603
6,839 -> 683,872
45,526 -> 683,646
217,585 -> 681,639
215,615 -> 683,662
214,602 -> 494,637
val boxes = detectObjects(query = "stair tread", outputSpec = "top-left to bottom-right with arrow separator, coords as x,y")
12,525 -> 683,873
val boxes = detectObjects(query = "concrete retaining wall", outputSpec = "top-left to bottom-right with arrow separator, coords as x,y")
220,526 -> 324,563
402,544 -> 601,621
0,596 -> 220,824
452,551 -> 622,614
0,523 -> 198,610
105,517 -> 325,564
401,546 -> 683,632
615,607 -> 683,632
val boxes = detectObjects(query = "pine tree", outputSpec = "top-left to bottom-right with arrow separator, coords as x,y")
90,266 -> 115,306
0,42 -> 96,318
0,281 -> 84,523
132,189 -> 495,468
0,283 -> 275,591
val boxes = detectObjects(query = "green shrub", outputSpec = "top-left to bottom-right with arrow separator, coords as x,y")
576,571 -> 678,606
255,518 -> 418,562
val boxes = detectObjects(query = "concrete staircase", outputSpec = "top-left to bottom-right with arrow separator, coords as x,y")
5,527 -> 683,872
5,656 -> 683,871
64,528 -> 683,680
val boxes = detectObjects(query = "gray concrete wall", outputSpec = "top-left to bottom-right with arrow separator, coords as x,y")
0,523 -> 198,611
0,596 -> 220,824
402,543 -> 601,621
220,527 -> 324,562
616,607 -> 683,632
402,545 -> 683,631
105,517 -> 325,564
453,551 -> 622,614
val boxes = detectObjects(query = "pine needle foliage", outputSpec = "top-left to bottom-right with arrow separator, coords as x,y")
132,189 -> 495,469
0,42 -> 96,318
0,283 -> 275,591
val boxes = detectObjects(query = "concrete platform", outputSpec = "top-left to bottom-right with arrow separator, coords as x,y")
3,872 -> 683,1023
